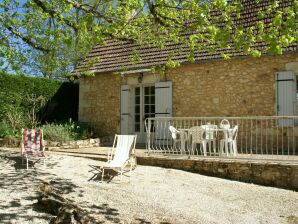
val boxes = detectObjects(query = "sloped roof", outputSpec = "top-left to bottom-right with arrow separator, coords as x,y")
75,0 -> 297,74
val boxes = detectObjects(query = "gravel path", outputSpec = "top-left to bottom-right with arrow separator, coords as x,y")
0,148 -> 297,224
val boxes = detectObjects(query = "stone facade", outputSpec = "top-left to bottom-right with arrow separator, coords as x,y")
169,54 -> 298,117
79,53 -> 298,136
79,74 -> 121,136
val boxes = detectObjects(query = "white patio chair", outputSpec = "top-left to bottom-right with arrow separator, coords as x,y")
100,134 -> 137,181
188,126 -> 208,156
201,123 -> 218,154
220,125 -> 238,156
21,128 -> 46,170
169,125 -> 188,153
220,119 -> 230,129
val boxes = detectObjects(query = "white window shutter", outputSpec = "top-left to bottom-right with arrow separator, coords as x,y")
276,71 -> 296,116
276,71 -> 296,126
155,81 -> 172,144
155,81 -> 172,118
120,85 -> 131,134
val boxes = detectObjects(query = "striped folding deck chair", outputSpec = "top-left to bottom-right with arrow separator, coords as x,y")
21,128 -> 46,170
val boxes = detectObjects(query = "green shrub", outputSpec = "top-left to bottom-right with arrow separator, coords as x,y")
0,73 -> 79,136
0,73 -> 62,121
42,123 -> 74,141
0,122 -> 13,138
42,120 -> 92,141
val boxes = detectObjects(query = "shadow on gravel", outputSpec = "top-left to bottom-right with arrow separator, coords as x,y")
88,165 -> 119,183
134,218 -> 172,224
0,149 -> 143,224
0,150 -> 82,223
90,204 -> 120,223
2,151 -> 58,170
135,218 -> 151,224
88,165 -> 132,184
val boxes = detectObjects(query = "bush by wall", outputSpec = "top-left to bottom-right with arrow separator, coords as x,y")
0,73 -> 78,123
42,119 -> 92,141
0,73 -> 80,140
0,73 -> 60,120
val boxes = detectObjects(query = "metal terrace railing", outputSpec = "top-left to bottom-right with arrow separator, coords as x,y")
145,116 -> 298,160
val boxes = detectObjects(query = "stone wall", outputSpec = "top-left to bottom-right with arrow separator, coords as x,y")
0,138 -> 101,149
168,54 -> 298,117
79,74 -> 121,136
137,156 -> 298,190
78,54 -> 298,135
45,138 -> 100,149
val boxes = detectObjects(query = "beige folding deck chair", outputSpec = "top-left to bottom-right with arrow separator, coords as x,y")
100,134 -> 137,181
21,128 -> 46,170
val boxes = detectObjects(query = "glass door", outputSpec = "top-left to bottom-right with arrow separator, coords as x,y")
133,85 -> 155,143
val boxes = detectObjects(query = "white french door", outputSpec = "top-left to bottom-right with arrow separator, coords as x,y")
133,85 -> 155,143
120,81 -> 172,144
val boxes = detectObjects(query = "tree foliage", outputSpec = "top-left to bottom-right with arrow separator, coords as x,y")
0,0 -> 297,77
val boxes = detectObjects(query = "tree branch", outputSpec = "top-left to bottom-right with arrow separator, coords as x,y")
32,0 -> 79,31
62,0 -> 113,23
0,17 -> 50,52
146,0 -> 181,28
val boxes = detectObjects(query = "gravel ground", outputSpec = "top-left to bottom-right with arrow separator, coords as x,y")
0,148 -> 297,224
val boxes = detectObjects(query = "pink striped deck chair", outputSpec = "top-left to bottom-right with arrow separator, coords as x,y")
21,128 -> 46,170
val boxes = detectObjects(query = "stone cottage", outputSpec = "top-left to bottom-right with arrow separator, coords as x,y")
76,1 -> 298,143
